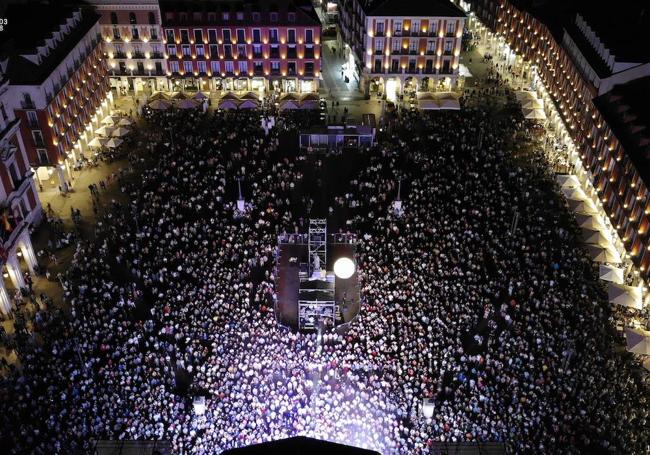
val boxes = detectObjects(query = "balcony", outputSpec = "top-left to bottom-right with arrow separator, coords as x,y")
253,68 -> 264,76
20,99 -> 36,109
33,138 -> 45,148
151,52 -> 164,59
114,51 -> 126,59
133,52 -> 145,59
27,119 -> 39,129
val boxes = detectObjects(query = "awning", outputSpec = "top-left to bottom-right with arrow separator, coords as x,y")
522,99 -> 544,110
608,283 -> 643,309
418,100 -> 439,110
515,90 -> 538,102
625,328 -> 650,355
300,100 -> 319,109
94,126 -> 113,137
170,91 -> 187,100
193,91 -> 208,100
101,115 -> 115,125
220,92 -> 239,100
560,187 -> 586,200
149,91 -> 169,101
241,92 -> 259,101
117,118 -> 133,126
599,264 -> 624,284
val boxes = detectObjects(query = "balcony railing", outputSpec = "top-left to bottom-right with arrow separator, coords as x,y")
151,52 -> 164,59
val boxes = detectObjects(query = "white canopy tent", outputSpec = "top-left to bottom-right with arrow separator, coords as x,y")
118,118 -> 133,126
418,99 -> 439,110
523,108 -> 547,120
608,283 -> 643,309
561,186 -> 587,200
567,198 -> 597,214
176,99 -> 200,109
522,99 -> 544,110
238,99 -> 259,109
101,115 -> 115,125
515,90 -> 537,102
625,328 -> 650,355
87,137 -> 106,148
105,137 -> 123,148
218,100 -> 239,110
574,213 -> 604,229
586,244 -> 621,264
581,228 -> 608,246
111,127 -> 130,137
94,126 -> 113,137
556,174 -> 580,189
598,264 -> 624,284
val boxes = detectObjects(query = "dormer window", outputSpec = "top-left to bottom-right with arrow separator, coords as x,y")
288,12 -> 296,23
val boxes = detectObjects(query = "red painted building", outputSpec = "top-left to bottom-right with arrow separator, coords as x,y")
1,3 -> 112,191
160,0 -> 322,94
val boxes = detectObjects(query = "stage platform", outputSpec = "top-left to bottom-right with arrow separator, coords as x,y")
276,239 -> 360,331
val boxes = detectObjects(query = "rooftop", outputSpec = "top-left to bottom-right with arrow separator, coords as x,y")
593,76 -> 650,187
574,0 -> 650,64
160,0 -> 320,26
0,4 -> 100,85
360,0 -> 466,17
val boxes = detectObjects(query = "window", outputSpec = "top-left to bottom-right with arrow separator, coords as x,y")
132,26 -> 139,40
252,12 -> 260,22
223,29 -> 231,43
27,111 -> 38,128
238,61 -> 248,74
430,22 -> 437,34
237,44 -> 246,58
224,44 -> 232,58
447,22 -> 455,35
288,12 -> 295,22
271,61 -> 280,72
196,44 -> 205,56
236,29 -> 245,43
412,21 -> 419,34
129,12 -> 137,25
376,22 -> 384,36
208,12 -> 216,23
374,38 -> 383,52
8,163 -> 19,188
113,27 -> 121,39
426,40 -> 435,52
409,40 -> 417,53
305,29 -> 313,44
111,12 -> 118,24
392,39 -> 400,52
269,29 -> 278,43
180,30 -> 190,43
37,149 -> 48,165
211,61 -> 220,73
288,29 -> 295,44
253,29 -> 261,43
151,27 -> 158,40
149,12 -> 156,25
209,44 -> 218,58
183,61 -> 193,73
0,103 -> 7,122
254,61 -> 263,73
225,61 -> 234,73
270,12 -> 278,22
179,12 -> 188,24
208,29 -> 217,43
197,61 -> 207,73
236,12 -> 244,21
253,44 -> 262,57
444,40 -> 453,52
182,45 -> 191,56
167,44 -> 177,55
222,12 -> 229,21
32,131 -> 44,146
166,30 -> 175,43
193,29 -> 202,43
394,22 -> 402,34
170,61 -> 180,73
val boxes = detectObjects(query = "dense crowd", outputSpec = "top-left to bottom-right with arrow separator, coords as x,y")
1,104 -> 648,455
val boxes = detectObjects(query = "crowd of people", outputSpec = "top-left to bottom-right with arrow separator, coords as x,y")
1,101 -> 648,455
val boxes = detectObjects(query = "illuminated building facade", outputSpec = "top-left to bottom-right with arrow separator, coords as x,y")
1,4 -> 112,192
160,0 -> 322,94
340,0 -> 465,100
0,73 -> 42,315
89,0 -> 168,94
464,0 -> 650,276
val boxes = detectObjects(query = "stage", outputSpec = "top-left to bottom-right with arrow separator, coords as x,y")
276,234 -> 360,331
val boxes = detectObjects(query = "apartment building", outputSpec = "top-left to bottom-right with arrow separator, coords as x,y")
340,0 -> 466,100
160,0 -> 322,94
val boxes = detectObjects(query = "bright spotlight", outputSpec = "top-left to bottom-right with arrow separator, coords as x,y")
334,257 -> 355,279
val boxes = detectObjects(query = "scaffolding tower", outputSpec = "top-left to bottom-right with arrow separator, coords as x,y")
308,219 -> 327,277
